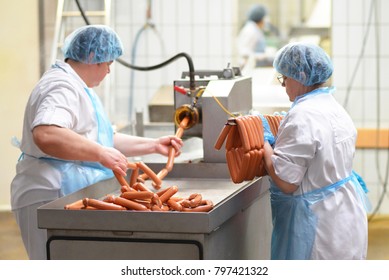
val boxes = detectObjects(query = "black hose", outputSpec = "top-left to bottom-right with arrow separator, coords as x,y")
74,0 -> 91,25
116,53 -> 196,90
73,0 -> 196,90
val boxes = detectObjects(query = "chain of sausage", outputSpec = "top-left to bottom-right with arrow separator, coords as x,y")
215,114 -> 283,184
65,116 -> 214,212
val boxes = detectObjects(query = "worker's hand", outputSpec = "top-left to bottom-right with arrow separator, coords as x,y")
155,135 -> 184,157
99,146 -> 128,177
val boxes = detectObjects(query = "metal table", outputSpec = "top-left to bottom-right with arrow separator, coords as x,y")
38,162 -> 272,260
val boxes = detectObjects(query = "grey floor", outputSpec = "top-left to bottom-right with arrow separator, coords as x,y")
1,210 -> 388,260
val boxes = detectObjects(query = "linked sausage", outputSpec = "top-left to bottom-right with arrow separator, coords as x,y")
120,184 -> 136,193
151,204 -> 162,211
188,193 -> 202,208
113,196 -> 150,211
120,191 -> 154,201
225,125 -> 237,150
132,182 -> 153,193
243,116 -> 256,150
179,199 -> 191,208
235,117 -> 250,152
137,161 -> 162,186
127,161 -> 138,170
129,168 -> 139,187
226,149 -> 239,183
214,124 -> 231,150
114,171 -> 129,188
182,204 -> 213,212
157,168 -> 169,180
64,199 -> 84,210
167,199 -> 183,211
252,116 -> 265,147
83,198 -> 126,211
159,185 -> 178,203
166,147 -> 175,172
152,193 -> 163,208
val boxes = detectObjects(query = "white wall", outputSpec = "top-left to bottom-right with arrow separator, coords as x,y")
0,0 -> 40,210
332,0 -> 389,214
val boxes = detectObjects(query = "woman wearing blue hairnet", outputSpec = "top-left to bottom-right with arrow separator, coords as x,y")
262,42 -> 369,259
237,4 -> 277,71
10,25 -> 183,260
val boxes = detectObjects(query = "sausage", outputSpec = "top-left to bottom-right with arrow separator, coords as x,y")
166,147 -> 176,172
113,171 -> 129,188
138,173 -> 149,181
157,168 -> 169,180
156,186 -> 171,197
83,198 -> 126,211
243,116 -> 256,150
168,196 -> 185,202
214,124 -> 231,150
188,193 -> 202,208
225,124 -> 237,150
127,161 -> 138,170
182,204 -> 213,212
151,204 -> 162,211
120,184 -> 136,193
167,199 -> 183,211
113,196 -> 150,211
226,149 -> 239,183
159,185 -> 178,203
132,182 -> 153,193
152,193 -> 163,208
137,161 -> 162,186
179,199 -> 191,208
120,191 -> 154,201
129,168 -> 139,187
246,150 -> 257,180
235,117 -> 251,152
248,116 -> 261,149
132,199 -> 152,209
64,199 -> 84,210
237,151 -> 251,183
252,116 -> 265,147
175,127 -> 185,138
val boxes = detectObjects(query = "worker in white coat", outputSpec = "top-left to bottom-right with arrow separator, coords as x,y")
262,42 -> 369,259
237,4 -> 275,72
10,25 -> 183,260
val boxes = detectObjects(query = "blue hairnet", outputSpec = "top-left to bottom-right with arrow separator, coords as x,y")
62,25 -> 123,64
273,42 -> 333,86
247,4 -> 267,23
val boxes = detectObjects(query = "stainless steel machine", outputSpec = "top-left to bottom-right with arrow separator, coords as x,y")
37,67 -> 272,260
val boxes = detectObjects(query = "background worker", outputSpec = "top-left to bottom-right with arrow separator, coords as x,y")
237,3 -> 277,72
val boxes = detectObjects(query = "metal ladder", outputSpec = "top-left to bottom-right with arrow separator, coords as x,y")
50,0 -> 111,64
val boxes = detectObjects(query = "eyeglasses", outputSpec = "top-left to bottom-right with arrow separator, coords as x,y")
277,75 -> 287,85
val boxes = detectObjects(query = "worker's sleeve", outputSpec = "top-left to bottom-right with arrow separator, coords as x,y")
271,117 -> 316,185
31,82 -> 80,130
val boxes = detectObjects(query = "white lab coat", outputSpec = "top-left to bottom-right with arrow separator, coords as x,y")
10,60 -> 99,259
271,88 -> 368,259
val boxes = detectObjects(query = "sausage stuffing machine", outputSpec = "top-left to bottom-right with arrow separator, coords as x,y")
37,67 -> 272,260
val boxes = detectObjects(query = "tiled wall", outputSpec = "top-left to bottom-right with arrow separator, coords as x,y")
42,0 -> 239,125
332,0 -> 389,214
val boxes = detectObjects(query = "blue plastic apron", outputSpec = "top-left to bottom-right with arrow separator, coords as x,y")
44,87 -> 114,196
270,171 -> 369,260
